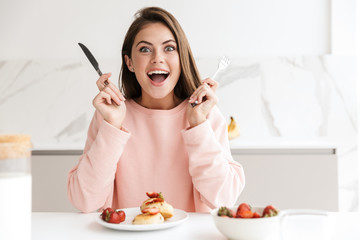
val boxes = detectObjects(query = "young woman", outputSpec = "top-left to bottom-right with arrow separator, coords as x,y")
68,7 -> 245,213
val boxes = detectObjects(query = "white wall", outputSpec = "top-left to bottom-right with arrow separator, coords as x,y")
0,0 -> 331,60
331,0 -> 357,54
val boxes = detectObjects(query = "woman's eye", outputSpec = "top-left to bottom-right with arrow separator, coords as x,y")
140,47 -> 150,53
165,46 -> 175,51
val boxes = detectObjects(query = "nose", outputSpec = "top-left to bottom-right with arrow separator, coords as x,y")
151,49 -> 164,64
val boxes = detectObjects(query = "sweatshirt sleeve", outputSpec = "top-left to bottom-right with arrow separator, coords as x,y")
67,111 -> 131,213
181,106 -> 245,209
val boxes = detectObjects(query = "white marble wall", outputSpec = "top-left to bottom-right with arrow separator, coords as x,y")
198,56 -> 357,211
0,56 -> 357,210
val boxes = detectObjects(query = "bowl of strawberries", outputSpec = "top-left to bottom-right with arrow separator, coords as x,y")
211,203 -> 280,240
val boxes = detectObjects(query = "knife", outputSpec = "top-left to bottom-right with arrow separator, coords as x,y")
78,43 -> 108,85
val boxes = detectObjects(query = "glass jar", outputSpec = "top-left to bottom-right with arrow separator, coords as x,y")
0,134 -> 32,240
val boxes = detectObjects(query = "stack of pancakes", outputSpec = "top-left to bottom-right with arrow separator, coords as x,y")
132,192 -> 174,224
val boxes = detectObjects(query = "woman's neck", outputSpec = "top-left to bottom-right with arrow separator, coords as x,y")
135,93 -> 182,110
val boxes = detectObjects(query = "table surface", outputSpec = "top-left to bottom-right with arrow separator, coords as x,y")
32,211 -> 360,240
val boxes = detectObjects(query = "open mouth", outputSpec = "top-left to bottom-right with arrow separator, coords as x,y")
147,70 -> 169,84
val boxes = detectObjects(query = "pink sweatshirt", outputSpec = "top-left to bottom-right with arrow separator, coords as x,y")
67,100 -> 245,213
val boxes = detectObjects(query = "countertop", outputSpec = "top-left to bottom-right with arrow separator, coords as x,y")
32,211 -> 360,240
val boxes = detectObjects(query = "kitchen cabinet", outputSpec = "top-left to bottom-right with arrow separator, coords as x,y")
32,152 -> 80,212
231,140 -> 338,211
32,142 -> 338,212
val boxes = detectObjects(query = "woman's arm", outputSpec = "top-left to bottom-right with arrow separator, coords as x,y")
67,111 -> 130,213
182,106 -> 245,209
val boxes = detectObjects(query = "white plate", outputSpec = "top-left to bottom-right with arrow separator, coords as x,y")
95,207 -> 189,231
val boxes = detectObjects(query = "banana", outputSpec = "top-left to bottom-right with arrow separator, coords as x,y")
227,116 -> 240,140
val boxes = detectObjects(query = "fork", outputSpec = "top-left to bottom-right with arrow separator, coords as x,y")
212,56 -> 230,80
191,56 -> 230,107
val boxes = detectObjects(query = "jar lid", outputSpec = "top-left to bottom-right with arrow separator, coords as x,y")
0,134 -> 31,143
0,134 -> 32,160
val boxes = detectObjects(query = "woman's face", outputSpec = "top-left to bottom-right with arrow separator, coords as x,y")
125,22 -> 181,105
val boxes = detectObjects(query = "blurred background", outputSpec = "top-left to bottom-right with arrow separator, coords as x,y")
0,0 -> 357,212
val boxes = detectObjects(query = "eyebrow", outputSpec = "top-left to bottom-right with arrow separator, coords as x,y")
135,39 -> 176,47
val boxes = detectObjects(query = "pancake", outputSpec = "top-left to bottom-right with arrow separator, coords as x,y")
132,212 -> 164,225
140,198 -> 174,219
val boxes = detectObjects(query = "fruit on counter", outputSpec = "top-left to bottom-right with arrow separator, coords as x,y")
227,116 -> 240,140
101,208 -> 126,224
218,206 -> 235,218
217,203 -> 279,219
262,205 -> 278,217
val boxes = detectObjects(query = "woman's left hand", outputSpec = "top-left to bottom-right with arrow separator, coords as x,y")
186,78 -> 218,128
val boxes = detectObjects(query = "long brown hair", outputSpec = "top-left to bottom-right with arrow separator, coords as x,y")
120,7 -> 201,99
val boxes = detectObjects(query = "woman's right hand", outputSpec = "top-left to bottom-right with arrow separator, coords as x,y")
92,73 -> 126,129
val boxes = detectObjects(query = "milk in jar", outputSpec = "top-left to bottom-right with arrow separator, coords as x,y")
0,134 -> 32,240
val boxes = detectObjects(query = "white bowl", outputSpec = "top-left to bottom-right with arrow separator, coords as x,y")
211,206 -> 280,240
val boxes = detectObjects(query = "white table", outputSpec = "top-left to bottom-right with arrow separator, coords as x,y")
32,212 -> 360,240
32,212 -> 225,240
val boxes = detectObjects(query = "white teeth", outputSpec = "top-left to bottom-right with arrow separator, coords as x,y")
147,70 -> 169,75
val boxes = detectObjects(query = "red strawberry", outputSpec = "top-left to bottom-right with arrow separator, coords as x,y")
218,206 -> 235,218
146,192 -> 164,200
141,207 -> 160,215
238,210 -> 254,218
237,203 -> 251,212
145,198 -> 164,205
107,210 -> 126,224
252,212 -> 261,218
262,205 -> 278,217
101,209 -> 126,224
107,211 -> 121,224
117,210 -> 126,222
236,203 -> 252,218
101,208 -> 114,221
146,192 -> 160,198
